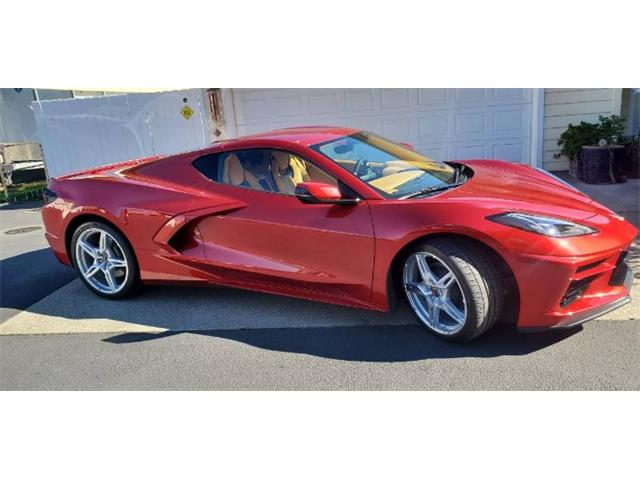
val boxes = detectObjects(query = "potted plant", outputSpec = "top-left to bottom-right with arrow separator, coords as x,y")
556,121 -> 598,178
619,133 -> 639,179
556,115 -> 626,183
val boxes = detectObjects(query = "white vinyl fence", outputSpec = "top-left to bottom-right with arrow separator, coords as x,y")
32,89 -> 213,178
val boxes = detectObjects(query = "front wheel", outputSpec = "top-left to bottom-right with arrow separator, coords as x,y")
402,238 -> 503,342
71,221 -> 140,299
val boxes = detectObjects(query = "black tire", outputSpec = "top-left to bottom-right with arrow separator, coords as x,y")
70,221 -> 140,299
403,238 -> 504,342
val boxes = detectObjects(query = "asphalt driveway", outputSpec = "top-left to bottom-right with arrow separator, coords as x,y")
0,200 -> 75,323
2,321 -> 638,390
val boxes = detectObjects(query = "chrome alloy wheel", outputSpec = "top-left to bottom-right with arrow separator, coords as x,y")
403,252 -> 468,335
75,227 -> 129,295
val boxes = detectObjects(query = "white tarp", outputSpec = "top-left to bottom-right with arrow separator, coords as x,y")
32,89 -> 212,178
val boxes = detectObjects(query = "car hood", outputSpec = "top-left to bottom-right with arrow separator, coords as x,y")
441,160 -> 610,221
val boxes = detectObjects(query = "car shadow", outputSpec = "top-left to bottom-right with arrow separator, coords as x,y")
0,199 -> 43,211
1,248 -> 76,312
101,324 -> 582,362
2,248 -> 587,362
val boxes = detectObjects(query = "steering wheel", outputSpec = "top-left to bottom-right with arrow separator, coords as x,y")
353,157 -> 371,178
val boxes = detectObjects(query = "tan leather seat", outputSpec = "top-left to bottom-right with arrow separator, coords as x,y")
223,153 -> 260,189
271,151 -> 310,194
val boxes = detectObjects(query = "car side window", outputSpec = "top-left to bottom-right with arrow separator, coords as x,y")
193,149 -> 337,195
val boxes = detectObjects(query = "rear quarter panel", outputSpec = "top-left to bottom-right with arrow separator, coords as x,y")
42,159 -> 236,277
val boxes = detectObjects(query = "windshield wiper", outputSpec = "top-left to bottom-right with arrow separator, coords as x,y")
399,182 -> 464,200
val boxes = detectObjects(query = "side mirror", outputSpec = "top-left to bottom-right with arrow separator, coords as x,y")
399,142 -> 415,151
295,182 -> 360,205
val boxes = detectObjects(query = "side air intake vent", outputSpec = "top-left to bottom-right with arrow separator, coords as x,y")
609,251 -> 629,286
167,224 -> 199,252
560,275 -> 597,308
576,259 -> 605,273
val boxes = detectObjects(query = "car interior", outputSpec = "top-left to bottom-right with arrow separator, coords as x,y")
313,134 -> 459,196
222,149 -> 337,194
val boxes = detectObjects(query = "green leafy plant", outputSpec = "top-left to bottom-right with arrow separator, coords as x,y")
0,180 -> 46,204
556,115 -> 625,160
596,115 -> 625,144
619,134 -> 640,177
556,122 -> 599,160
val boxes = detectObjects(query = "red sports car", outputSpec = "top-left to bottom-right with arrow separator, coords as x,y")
41,127 -> 636,341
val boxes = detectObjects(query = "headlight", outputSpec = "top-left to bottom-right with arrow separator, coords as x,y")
488,212 -> 597,237
533,167 -> 581,192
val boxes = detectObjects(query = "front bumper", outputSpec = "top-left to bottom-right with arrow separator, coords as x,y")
523,267 -> 633,331
516,248 -> 635,330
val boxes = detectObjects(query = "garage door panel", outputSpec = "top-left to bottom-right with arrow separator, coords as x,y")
454,89 -> 487,105
494,108 -> 531,138
418,115 -> 450,139
344,89 -> 377,112
381,88 -> 411,109
309,90 -> 340,114
493,143 -> 526,162
455,144 -> 486,159
415,140 -> 529,163
418,89 -> 449,107
456,112 -> 486,135
351,118 -> 381,133
231,88 -> 533,164
490,88 -> 532,104
274,94 -> 304,117
495,109 -> 525,133
327,116 -> 380,133
417,144 -> 447,161
236,97 -> 271,122
381,118 -> 412,141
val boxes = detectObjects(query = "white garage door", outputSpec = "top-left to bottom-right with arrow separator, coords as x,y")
230,89 -> 534,164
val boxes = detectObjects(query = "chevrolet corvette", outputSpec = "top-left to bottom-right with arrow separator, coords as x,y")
41,126 -> 636,341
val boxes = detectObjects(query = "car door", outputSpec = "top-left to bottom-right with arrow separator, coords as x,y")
193,148 -> 375,305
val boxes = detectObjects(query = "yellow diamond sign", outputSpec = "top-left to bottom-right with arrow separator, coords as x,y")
181,105 -> 194,120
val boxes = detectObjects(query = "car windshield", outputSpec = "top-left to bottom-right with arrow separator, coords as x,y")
311,132 -> 461,199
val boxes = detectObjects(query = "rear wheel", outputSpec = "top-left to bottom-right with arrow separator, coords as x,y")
402,238 -> 503,342
71,221 -> 140,299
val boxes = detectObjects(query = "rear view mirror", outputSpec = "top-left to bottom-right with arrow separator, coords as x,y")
333,141 -> 354,155
295,182 -> 360,205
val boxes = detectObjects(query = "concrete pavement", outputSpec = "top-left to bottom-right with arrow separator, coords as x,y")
557,174 -> 640,229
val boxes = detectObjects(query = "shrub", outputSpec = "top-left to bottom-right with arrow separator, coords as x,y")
597,115 -> 625,144
556,115 -> 625,160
